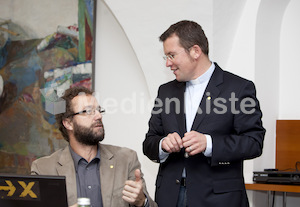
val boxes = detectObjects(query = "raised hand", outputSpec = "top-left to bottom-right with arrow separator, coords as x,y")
122,169 -> 146,207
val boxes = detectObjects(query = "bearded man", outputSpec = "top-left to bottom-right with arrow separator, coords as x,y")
31,86 -> 157,207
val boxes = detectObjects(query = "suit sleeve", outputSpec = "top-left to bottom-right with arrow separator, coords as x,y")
211,80 -> 265,166
30,160 -> 40,175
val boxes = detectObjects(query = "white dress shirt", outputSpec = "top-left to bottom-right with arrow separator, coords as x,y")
159,62 -> 215,162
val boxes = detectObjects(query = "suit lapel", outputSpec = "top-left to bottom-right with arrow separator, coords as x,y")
57,146 -> 78,205
99,144 -> 115,207
192,65 -> 223,131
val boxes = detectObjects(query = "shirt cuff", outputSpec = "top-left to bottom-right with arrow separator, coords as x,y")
203,134 -> 212,157
159,138 -> 169,163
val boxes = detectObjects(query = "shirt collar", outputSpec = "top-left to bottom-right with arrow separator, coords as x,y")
188,62 -> 215,86
69,144 -> 101,171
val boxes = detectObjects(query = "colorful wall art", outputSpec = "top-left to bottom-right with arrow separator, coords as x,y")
0,0 -> 96,174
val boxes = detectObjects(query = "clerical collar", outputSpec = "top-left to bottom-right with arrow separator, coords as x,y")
188,62 -> 215,85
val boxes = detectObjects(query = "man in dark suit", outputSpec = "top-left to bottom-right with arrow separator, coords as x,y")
143,20 -> 265,207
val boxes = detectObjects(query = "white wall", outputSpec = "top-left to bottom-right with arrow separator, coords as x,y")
94,0 -> 157,196
279,0 -> 300,119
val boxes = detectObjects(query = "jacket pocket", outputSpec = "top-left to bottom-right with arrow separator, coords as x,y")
213,178 -> 244,194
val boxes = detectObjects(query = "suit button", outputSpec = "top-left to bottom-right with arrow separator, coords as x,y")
176,179 -> 180,185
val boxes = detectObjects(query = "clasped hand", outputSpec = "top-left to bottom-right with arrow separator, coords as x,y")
162,131 -> 207,156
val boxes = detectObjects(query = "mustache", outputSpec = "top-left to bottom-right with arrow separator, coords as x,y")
93,120 -> 103,128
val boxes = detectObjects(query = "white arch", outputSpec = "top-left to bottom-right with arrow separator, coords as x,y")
279,0 -> 300,119
254,0 -> 291,171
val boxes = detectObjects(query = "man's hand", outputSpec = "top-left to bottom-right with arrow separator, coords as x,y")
182,131 -> 207,156
161,132 -> 183,153
122,169 -> 146,207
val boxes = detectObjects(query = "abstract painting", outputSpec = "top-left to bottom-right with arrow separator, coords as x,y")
0,0 -> 96,174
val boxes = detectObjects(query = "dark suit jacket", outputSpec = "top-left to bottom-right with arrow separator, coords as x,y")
31,143 -> 157,207
143,63 -> 265,207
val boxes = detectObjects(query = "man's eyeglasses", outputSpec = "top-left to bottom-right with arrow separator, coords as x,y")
68,106 -> 105,117
163,49 -> 187,61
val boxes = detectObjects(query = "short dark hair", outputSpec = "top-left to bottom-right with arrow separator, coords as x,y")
159,20 -> 209,55
55,86 -> 93,142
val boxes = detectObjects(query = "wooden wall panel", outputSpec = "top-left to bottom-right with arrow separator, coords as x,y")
276,120 -> 300,171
